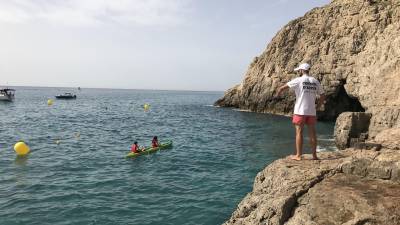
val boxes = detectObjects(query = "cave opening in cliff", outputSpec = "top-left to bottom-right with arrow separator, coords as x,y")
320,81 -> 365,121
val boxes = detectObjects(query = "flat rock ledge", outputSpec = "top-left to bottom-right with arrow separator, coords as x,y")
223,149 -> 400,225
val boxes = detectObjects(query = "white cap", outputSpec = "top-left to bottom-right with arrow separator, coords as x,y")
294,63 -> 311,71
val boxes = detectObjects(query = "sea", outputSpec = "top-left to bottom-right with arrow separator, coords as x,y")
0,87 -> 336,225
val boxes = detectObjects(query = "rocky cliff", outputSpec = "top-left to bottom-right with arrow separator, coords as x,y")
223,149 -> 400,225
216,0 -> 400,137
220,0 -> 400,224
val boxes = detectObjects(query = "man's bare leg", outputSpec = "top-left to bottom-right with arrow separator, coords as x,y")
308,124 -> 319,160
291,124 -> 304,161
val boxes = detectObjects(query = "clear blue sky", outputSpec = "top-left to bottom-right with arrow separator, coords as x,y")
0,0 -> 330,91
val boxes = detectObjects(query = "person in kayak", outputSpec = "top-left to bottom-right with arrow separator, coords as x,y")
152,136 -> 159,148
131,141 -> 144,153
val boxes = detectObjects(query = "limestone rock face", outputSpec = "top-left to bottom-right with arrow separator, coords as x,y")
216,0 -> 400,136
223,149 -> 400,225
286,173 -> 400,225
221,1 -> 400,223
334,112 -> 372,149
373,128 -> 400,150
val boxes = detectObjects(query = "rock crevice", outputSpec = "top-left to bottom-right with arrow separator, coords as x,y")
281,170 -> 337,225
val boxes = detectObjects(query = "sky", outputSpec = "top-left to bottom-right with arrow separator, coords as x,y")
0,0 -> 330,91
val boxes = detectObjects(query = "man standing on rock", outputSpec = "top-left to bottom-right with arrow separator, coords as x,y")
276,63 -> 325,160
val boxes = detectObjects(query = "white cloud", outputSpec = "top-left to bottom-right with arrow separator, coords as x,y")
0,0 -> 190,26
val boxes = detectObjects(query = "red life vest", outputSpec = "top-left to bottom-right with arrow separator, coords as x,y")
131,144 -> 139,153
152,140 -> 159,148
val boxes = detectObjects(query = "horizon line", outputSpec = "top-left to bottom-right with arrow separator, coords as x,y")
0,84 -> 224,93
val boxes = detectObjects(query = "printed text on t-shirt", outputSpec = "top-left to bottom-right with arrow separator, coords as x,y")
302,82 -> 317,92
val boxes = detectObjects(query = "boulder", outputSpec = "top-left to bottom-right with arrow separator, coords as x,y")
334,112 -> 372,150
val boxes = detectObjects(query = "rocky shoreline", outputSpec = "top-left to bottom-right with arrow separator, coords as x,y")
219,0 -> 400,224
223,149 -> 400,225
215,0 -> 400,135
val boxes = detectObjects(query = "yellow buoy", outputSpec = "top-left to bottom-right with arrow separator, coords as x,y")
14,142 -> 30,156
144,104 -> 150,111
47,99 -> 54,106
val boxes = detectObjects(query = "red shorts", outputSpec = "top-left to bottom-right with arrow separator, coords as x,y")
292,114 -> 317,125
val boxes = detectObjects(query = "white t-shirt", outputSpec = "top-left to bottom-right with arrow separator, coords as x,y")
286,74 -> 324,116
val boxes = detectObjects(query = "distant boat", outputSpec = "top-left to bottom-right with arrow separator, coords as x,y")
55,93 -> 77,99
0,88 -> 15,102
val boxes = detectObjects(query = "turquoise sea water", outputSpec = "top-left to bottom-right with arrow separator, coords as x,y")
0,87 -> 335,225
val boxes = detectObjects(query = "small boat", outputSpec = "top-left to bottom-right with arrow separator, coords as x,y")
55,93 -> 77,99
126,140 -> 173,158
0,88 -> 15,102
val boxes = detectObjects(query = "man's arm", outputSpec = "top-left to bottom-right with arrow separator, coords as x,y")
276,84 -> 289,97
317,94 -> 326,110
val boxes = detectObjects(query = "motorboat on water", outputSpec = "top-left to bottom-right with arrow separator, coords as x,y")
55,93 -> 77,99
0,88 -> 15,101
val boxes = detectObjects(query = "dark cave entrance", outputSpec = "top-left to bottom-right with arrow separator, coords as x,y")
319,80 -> 365,121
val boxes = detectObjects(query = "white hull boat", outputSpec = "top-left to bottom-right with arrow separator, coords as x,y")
0,89 -> 15,101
